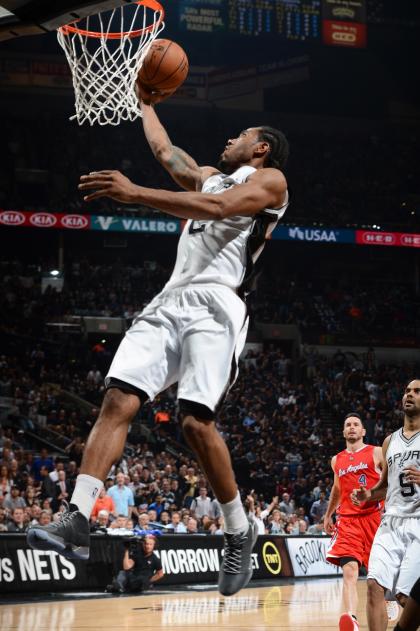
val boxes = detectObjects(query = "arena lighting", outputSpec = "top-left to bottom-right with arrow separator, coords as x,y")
49,270 -> 60,276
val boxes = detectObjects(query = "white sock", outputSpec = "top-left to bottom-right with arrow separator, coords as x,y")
70,474 -> 103,520
220,491 -> 249,534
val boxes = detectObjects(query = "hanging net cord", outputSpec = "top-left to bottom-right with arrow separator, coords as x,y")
57,2 -> 165,126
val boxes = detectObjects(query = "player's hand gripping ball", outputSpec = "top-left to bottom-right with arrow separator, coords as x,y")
137,39 -> 188,104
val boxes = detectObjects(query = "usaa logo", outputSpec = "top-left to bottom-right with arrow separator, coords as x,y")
262,542 -> 282,575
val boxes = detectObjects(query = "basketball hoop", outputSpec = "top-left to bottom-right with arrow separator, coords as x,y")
57,0 -> 165,126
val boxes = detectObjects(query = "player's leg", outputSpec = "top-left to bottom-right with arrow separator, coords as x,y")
326,517 -> 363,629
394,521 -> 420,622
394,577 -> 420,631
340,559 -> 360,629
367,517 -> 405,631
178,287 -> 255,596
27,306 -> 179,558
367,579 -> 388,631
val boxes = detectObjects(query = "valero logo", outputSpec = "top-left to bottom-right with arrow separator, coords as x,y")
262,541 -> 281,575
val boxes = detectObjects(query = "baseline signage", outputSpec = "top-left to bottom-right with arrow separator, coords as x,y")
0,534 -> 293,593
286,537 -> 342,577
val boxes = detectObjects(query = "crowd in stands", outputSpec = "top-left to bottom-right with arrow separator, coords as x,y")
2,258 -> 419,346
1,109 -> 418,230
1,342 -> 418,537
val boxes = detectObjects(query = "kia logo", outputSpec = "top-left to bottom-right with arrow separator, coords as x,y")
332,32 -> 356,43
0,211 -> 25,226
29,213 -> 57,227
61,214 -> 89,229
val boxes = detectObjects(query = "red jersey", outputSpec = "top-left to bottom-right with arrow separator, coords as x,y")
335,444 -> 382,516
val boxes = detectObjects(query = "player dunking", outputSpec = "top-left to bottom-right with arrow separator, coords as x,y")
353,380 -> 420,631
27,93 -> 289,596
324,413 -> 383,631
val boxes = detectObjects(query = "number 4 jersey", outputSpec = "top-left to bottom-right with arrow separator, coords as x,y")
335,444 -> 382,517
385,428 -> 420,517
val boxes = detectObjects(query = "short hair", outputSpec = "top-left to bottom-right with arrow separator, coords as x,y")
257,126 -> 289,171
344,412 -> 365,428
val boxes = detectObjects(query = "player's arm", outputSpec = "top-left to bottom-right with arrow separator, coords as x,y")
78,168 -> 287,219
140,100 -> 215,191
323,457 -> 340,534
352,436 -> 390,504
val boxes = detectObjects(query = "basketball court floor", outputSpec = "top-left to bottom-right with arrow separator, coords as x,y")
0,578 -> 375,630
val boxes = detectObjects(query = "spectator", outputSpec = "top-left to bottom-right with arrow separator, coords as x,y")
106,535 -> 163,593
91,509 -> 110,532
167,511 -> 187,533
91,487 -> 116,522
190,487 -> 212,520
310,491 -> 328,524
279,492 -> 295,516
186,517 -> 199,534
307,518 -> 326,535
7,507 -> 27,532
107,472 -> 135,518
31,448 -> 54,481
268,509 -> 286,534
3,487 -> 26,512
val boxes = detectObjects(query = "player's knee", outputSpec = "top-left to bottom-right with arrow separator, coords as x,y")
181,410 -> 214,447
100,387 -> 140,423
342,562 -> 358,582
367,579 -> 385,603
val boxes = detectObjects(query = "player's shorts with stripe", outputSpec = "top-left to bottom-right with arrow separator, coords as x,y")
326,511 -> 381,568
368,515 -> 420,598
106,284 -> 248,412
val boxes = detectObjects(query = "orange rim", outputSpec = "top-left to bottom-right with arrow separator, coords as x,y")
58,0 -> 164,39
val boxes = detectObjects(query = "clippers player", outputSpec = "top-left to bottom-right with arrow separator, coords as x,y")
324,413 -> 383,631
353,380 -> 420,631
27,92 -> 289,597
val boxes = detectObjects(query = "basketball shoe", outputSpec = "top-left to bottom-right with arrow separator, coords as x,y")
27,503 -> 90,560
339,613 -> 360,631
218,516 -> 259,596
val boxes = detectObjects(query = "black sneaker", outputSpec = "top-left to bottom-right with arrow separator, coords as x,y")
218,516 -> 258,596
27,503 -> 90,560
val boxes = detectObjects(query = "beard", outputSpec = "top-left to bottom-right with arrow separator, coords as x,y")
217,156 -> 236,174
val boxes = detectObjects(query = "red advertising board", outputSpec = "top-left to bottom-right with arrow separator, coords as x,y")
0,210 -> 90,230
322,20 -> 366,47
356,230 -> 420,249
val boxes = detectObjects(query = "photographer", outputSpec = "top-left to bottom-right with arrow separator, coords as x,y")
107,535 -> 163,593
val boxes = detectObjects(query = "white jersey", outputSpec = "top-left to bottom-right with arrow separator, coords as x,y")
385,428 -> 420,517
163,165 -> 288,296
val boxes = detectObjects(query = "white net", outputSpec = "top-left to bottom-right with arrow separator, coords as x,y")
57,0 -> 164,126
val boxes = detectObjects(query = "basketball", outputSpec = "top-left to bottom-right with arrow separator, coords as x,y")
138,39 -> 188,94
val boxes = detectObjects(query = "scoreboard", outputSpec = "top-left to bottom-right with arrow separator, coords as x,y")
179,0 -> 321,41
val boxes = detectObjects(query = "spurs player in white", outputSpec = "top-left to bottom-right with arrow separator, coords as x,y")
28,90 -> 289,597
353,380 -> 420,630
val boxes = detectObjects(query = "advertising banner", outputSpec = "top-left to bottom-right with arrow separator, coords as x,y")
0,210 -> 90,230
0,534 -> 293,593
272,225 -> 355,244
286,537 -> 342,577
91,215 -> 180,234
322,0 -> 367,48
356,230 -> 420,249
